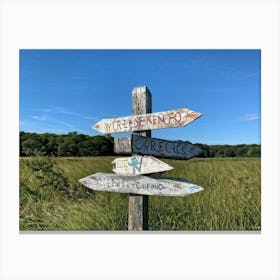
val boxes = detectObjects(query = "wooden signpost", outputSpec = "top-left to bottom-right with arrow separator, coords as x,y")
114,134 -> 203,159
79,85 -> 204,231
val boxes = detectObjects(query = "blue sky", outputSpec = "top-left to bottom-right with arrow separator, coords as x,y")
20,49 -> 260,145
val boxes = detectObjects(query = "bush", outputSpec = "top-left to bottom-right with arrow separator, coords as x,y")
23,155 -> 69,192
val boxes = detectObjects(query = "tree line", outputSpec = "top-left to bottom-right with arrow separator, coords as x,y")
195,143 -> 260,158
20,131 -> 113,157
20,131 -> 260,158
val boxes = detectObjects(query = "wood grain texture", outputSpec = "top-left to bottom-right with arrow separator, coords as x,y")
129,86 -> 152,231
114,137 -> 131,154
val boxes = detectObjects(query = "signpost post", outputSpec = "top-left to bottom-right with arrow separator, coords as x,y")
129,86 -> 151,230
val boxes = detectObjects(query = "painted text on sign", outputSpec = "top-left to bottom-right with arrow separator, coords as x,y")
93,108 -> 202,134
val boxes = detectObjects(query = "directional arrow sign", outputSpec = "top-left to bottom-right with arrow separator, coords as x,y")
132,135 -> 203,159
93,108 -> 202,134
112,156 -> 173,175
79,173 -> 204,197
114,135 -> 203,160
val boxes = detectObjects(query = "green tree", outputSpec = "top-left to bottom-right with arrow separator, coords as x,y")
224,147 -> 235,157
46,135 -> 59,156
58,140 -> 79,156
79,140 -> 96,156
247,146 -> 261,157
22,138 -> 43,156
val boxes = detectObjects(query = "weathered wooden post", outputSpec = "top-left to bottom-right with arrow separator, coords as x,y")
128,86 -> 152,231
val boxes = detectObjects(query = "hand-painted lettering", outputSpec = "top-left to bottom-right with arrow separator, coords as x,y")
152,115 -> 157,125
128,156 -> 142,175
105,122 -> 112,133
132,135 -> 202,159
150,140 -> 156,152
146,115 -> 153,125
157,114 -> 164,124
112,121 -> 118,131
175,112 -> 181,122
122,120 -> 128,129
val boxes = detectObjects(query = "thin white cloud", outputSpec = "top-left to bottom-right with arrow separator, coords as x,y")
32,115 -> 47,121
241,114 -> 260,121
42,108 -> 52,113
55,120 -> 76,128
41,106 -> 99,121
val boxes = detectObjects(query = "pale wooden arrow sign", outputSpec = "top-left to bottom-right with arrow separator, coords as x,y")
93,108 -> 202,134
112,155 -> 173,175
114,135 -> 203,160
79,173 -> 204,197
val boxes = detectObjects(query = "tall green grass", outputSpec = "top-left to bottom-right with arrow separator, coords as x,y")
19,157 -> 260,231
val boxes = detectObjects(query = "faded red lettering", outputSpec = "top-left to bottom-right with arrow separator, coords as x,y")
164,114 -> 170,125
129,119 -> 133,129
169,112 -> 175,122
104,122 -> 112,133
157,114 -> 164,124
146,115 -> 153,125
117,120 -> 121,131
113,121 -> 118,131
175,112 -> 181,122
153,115 -> 157,125
122,119 -> 128,129
133,118 -> 139,129
139,117 -> 145,128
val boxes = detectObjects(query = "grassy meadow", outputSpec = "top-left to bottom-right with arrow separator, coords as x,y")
19,156 -> 261,231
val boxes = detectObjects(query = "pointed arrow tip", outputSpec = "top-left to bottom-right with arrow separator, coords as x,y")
186,112 -> 202,119
92,121 -> 101,131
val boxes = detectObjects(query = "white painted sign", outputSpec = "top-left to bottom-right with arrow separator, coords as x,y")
93,108 -> 202,134
112,156 -> 173,175
79,173 -> 204,197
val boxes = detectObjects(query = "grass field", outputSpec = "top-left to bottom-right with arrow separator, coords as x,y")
19,156 -> 261,231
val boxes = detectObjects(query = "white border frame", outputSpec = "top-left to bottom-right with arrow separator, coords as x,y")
1,0 -> 279,279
